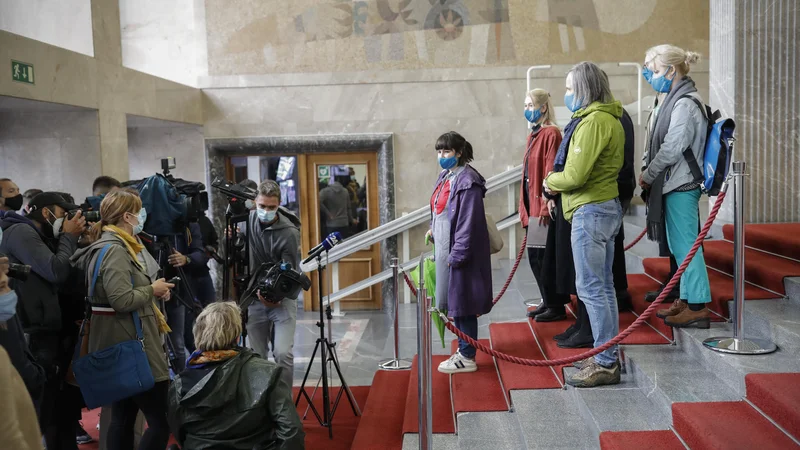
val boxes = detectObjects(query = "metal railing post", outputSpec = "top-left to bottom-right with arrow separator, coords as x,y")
402,212 -> 411,304
379,258 -> 412,370
416,255 -> 433,450
703,161 -> 777,355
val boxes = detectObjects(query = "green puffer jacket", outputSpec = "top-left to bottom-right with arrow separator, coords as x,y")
168,348 -> 305,450
545,101 -> 625,222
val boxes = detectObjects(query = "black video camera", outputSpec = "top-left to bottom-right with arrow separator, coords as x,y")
239,262 -> 311,308
211,177 -> 256,216
67,209 -> 100,223
8,263 -> 31,281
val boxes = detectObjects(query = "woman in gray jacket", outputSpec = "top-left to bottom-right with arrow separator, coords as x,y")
639,44 -> 712,328
72,189 -> 175,450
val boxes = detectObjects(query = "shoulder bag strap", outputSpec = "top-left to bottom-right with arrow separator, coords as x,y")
131,274 -> 144,342
74,244 -> 113,361
677,95 -> 707,184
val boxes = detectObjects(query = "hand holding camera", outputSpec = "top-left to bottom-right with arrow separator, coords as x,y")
62,210 -> 86,237
257,290 -> 281,308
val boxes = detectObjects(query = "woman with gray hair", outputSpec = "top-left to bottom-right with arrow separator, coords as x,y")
639,44 -> 711,328
544,61 -> 625,388
168,301 -> 304,450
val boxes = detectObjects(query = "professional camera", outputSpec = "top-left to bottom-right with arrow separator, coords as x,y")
126,157 -> 209,235
211,177 -> 256,216
239,262 -> 311,308
67,209 -> 100,223
8,263 -> 31,281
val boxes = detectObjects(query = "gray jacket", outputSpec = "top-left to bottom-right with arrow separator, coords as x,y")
319,183 -> 352,228
247,210 -> 301,276
641,94 -> 708,194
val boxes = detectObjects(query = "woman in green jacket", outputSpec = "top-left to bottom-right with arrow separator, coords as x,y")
544,62 -> 624,389
72,189 -> 175,450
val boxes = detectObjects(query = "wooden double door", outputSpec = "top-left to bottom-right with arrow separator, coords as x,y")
225,151 -> 381,311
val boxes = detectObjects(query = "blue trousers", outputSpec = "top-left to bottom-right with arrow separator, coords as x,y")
665,189 -> 711,304
454,315 -> 478,359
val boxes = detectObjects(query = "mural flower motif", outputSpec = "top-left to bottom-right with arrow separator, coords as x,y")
436,9 -> 463,40
373,0 -> 418,35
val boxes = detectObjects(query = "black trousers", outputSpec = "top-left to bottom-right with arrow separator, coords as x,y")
107,381 -> 170,450
529,246 -> 570,309
611,197 -> 631,293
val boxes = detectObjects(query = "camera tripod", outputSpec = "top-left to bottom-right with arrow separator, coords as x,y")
294,252 -> 360,439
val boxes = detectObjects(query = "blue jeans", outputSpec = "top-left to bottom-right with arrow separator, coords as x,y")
571,199 -> 623,367
454,316 -> 478,359
665,189 -> 711,304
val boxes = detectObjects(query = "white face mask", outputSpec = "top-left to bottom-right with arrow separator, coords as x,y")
45,210 -> 64,238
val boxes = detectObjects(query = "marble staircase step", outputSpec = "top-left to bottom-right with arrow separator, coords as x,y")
401,433 -> 459,450
784,277 -> 800,307
511,389 -> 597,450
737,299 -> 800,355
456,411 -> 527,450
623,344 -> 741,422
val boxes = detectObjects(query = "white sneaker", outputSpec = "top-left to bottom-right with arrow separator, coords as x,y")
437,351 -> 477,374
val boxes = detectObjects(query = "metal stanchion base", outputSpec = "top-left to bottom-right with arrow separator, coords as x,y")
378,358 -> 413,370
703,337 -> 778,355
524,298 -> 542,308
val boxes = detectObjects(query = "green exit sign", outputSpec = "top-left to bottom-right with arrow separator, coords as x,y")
11,60 -> 35,85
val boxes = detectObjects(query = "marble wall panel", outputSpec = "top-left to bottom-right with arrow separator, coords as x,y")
127,124 -> 207,185
0,0 -> 94,57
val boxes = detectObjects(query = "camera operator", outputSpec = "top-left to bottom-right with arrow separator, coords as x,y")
0,192 -> 87,448
0,178 -> 23,212
245,180 -> 301,388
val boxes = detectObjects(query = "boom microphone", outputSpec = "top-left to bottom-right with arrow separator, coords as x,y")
204,245 -> 225,265
302,232 -> 342,265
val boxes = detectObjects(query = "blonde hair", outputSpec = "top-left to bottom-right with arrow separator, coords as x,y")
86,189 -> 142,243
645,44 -> 701,76
527,89 -> 557,127
193,302 -> 242,351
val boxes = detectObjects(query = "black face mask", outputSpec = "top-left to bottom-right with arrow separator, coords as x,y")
3,194 -> 23,211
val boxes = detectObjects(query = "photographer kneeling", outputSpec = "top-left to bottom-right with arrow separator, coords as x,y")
72,189 -> 175,450
169,301 -> 304,450
246,180 -> 301,388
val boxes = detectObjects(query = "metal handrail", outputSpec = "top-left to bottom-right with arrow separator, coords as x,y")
322,212 -> 521,306
302,165 -> 523,272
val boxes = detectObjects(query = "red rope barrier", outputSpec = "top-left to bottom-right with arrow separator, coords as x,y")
625,228 -> 647,251
405,189 -> 727,367
492,235 -> 527,305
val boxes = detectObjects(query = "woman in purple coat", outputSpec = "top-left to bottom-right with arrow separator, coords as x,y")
426,131 -> 493,374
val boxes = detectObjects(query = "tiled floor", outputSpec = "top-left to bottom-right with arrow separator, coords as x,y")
286,258 -> 542,387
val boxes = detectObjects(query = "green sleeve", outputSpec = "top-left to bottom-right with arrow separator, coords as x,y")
545,119 -> 610,192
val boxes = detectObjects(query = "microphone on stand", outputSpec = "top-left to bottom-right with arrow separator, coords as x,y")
204,245 -> 225,265
302,232 -> 343,265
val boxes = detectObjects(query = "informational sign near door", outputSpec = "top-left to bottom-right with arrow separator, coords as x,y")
317,165 -> 330,182
11,60 -> 35,85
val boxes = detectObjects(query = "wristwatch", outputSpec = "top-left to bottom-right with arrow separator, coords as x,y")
185,256 -> 192,265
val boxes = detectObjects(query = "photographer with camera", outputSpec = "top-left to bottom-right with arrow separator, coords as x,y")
72,189 -> 175,450
0,192 -> 87,448
245,180 -> 301,388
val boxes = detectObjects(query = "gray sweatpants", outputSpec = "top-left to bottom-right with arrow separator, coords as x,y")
246,299 -> 297,387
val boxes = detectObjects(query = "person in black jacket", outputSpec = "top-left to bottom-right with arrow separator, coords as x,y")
613,108 -> 636,311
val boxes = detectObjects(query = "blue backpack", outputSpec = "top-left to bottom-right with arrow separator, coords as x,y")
136,174 -> 187,235
679,95 -> 736,196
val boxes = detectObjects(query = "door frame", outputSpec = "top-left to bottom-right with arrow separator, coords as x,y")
205,134 -> 397,311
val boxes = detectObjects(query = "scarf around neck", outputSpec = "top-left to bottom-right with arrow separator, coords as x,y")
553,117 -> 583,172
103,225 -> 171,334
645,77 -> 698,242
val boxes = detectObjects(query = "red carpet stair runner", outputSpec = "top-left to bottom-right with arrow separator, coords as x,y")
347,223 -> 800,449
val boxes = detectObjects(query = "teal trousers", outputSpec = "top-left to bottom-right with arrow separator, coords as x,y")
665,189 -> 712,304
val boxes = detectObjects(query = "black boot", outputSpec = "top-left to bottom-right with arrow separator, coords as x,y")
535,307 -> 567,322
644,287 -> 679,303
554,323 -> 579,341
526,302 -> 548,318
616,289 -> 633,311
557,331 -> 594,348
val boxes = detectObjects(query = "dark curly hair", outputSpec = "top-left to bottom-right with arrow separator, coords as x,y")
435,131 -> 474,166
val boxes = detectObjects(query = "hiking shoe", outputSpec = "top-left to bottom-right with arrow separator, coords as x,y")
437,351 -> 477,374
526,303 -> 548,318
566,361 -> 621,388
554,323 -> 579,341
645,287 -> 679,303
572,356 -> 595,370
535,308 -> 567,322
665,307 -> 711,329
656,300 -> 686,319
76,424 -> 94,445
557,332 -> 594,349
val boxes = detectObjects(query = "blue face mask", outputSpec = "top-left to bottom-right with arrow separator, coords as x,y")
257,208 -> 277,223
0,290 -> 18,323
438,156 -> 458,170
564,93 -> 582,112
649,66 -> 674,93
524,108 -> 543,124
129,208 -> 146,235
642,67 -> 653,83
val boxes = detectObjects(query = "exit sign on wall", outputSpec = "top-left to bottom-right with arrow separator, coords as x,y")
11,60 -> 34,85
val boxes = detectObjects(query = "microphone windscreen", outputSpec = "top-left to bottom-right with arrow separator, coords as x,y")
323,231 -> 342,250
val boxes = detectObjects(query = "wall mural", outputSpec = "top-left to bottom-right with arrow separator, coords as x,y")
208,0 -> 696,75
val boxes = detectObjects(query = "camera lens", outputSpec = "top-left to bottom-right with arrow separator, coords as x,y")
83,211 -> 101,223
8,263 -> 30,281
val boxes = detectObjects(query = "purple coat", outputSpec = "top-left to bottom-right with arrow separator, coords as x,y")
432,165 -> 493,317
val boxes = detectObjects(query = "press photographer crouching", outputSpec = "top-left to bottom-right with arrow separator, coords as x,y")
245,180 -> 301,388
0,192 -> 88,447
169,301 -> 304,450
72,189 -> 175,450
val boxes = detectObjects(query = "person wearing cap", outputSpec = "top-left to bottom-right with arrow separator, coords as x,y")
0,191 -> 86,448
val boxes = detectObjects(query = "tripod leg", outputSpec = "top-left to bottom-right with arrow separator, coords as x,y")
325,341 -> 362,418
302,373 -> 323,420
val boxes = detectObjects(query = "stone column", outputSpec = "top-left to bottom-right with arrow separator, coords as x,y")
98,109 -> 130,180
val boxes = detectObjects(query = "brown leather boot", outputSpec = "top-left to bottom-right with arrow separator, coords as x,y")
664,307 -> 711,329
656,299 -> 686,319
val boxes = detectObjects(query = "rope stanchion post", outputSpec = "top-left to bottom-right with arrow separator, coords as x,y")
416,255 -> 433,450
379,258 -> 412,370
703,161 -> 777,355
